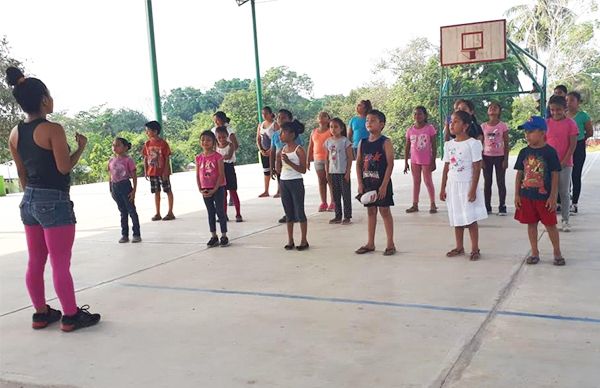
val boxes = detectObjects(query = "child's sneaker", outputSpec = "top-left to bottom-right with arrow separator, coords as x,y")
32,305 -> 62,329
131,236 -> 142,243
220,236 -> 229,247
151,214 -> 162,221
329,217 -> 342,224
118,236 -> 129,243
207,236 -> 220,248
236,215 -> 243,223
327,203 -> 335,212
60,305 -> 101,332
498,206 -> 507,216
318,203 -> 328,212
561,220 -> 571,232
342,218 -> 352,225
570,204 -> 578,215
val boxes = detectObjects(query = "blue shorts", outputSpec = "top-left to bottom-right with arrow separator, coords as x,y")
20,187 -> 76,228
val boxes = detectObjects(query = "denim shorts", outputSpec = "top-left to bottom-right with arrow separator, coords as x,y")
19,187 -> 76,228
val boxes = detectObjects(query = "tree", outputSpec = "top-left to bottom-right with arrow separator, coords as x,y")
0,37 -> 24,162
505,0 -> 599,84
161,87 -> 205,121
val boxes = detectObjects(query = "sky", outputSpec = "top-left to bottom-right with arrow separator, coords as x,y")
2,0 -> 527,117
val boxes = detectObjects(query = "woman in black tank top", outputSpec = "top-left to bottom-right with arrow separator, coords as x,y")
6,66 -> 101,331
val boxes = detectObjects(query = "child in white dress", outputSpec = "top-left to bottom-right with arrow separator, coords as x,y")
440,110 -> 488,260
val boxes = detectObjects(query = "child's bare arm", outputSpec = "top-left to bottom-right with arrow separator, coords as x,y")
468,160 -> 482,201
382,139 -> 395,187
514,171 -> 522,209
546,170 -> 559,210
440,163 -> 449,201
356,142 -> 364,193
344,145 -> 353,181
404,138 -> 410,173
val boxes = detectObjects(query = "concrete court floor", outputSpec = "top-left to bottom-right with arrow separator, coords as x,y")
0,153 -> 599,388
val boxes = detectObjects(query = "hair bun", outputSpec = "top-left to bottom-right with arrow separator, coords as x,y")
6,66 -> 25,87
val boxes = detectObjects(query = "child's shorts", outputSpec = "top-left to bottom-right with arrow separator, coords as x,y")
515,197 -> 557,226
313,160 -> 326,171
149,176 -> 172,194
224,163 -> 238,191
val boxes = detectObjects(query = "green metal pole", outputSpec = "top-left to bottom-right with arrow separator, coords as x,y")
250,0 -> 263,124
145,0 -> 162,124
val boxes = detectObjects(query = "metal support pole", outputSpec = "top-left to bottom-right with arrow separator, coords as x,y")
250,0 -> 263,124
145,0 -> 162,124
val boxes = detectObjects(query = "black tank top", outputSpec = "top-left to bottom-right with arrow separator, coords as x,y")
360,135 -> 388,188
17,118 -> 70,191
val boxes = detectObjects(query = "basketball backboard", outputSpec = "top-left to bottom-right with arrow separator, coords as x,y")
440,19 -> 506,66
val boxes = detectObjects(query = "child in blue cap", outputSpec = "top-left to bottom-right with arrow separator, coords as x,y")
514,116 -> 565,265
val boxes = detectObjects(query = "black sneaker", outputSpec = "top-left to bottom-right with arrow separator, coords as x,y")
278,215 -> 287,223
498,206 -> 507,216
32,305 -> 62,329
60,305 -> 101,332
220,236 -> 229,247
207,236 -> 220,248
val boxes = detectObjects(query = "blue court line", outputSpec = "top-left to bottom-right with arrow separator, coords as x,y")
119,283 -> 600,325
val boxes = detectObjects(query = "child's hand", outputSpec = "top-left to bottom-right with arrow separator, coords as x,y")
201,189 -> 212,198
306,161 -> 311,171
377,184 -> 387,200
344,172 -> 350,183
502,159 -> 508,170
403,163 -> 409,174
430,161 -> 437,172
468,189 -> 476,202
357,183 -> 364,195
440,190 -> 446,202
128,191 -> 135,203
515,195 -> 521,210
162,172 -> 169,180
281,153 -> 290,164
546,197 -> 557,212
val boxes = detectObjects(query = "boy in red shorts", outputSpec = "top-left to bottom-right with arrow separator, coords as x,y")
514,116 -> 565,265
143,121 -> 175,221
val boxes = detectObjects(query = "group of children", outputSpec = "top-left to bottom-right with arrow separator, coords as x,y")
107,88 -> 592,265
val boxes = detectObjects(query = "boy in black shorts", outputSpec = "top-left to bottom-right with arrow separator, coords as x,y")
143,121 -> 175,221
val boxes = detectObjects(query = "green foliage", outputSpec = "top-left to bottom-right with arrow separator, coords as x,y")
0,37 -> 24,162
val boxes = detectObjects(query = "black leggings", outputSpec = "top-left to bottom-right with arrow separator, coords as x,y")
203,187 -> 227,233
571,140 -> 586,204
482,155 -> 506,210
330,173 -> 352,219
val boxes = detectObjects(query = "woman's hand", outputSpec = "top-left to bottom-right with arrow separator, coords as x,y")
75,132 -> 88,150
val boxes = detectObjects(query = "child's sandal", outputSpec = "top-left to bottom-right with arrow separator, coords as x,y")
553,256 -> 566,266
405,205 -> 419,213
526,256 -> 540,265
446,248 -> 465,257
469,250 -> 481,261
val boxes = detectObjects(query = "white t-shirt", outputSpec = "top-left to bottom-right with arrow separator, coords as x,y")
217,143 -> 236,163
443,138 -> 483,183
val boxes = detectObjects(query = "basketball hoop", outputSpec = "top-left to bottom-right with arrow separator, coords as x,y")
440,20 -> 506,66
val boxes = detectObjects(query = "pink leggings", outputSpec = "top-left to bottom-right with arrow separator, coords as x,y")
224,190 -> 241,217
24,225 -> 78,316
411,163 -> 436,204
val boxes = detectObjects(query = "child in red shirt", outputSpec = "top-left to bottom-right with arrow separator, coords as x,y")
142,121 -> 175,221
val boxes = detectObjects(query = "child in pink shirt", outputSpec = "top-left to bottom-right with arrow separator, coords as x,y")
481,101 -> 510,215
546,95 -> 578,231
404,106 -> 437,213
196,130 -> 229,247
